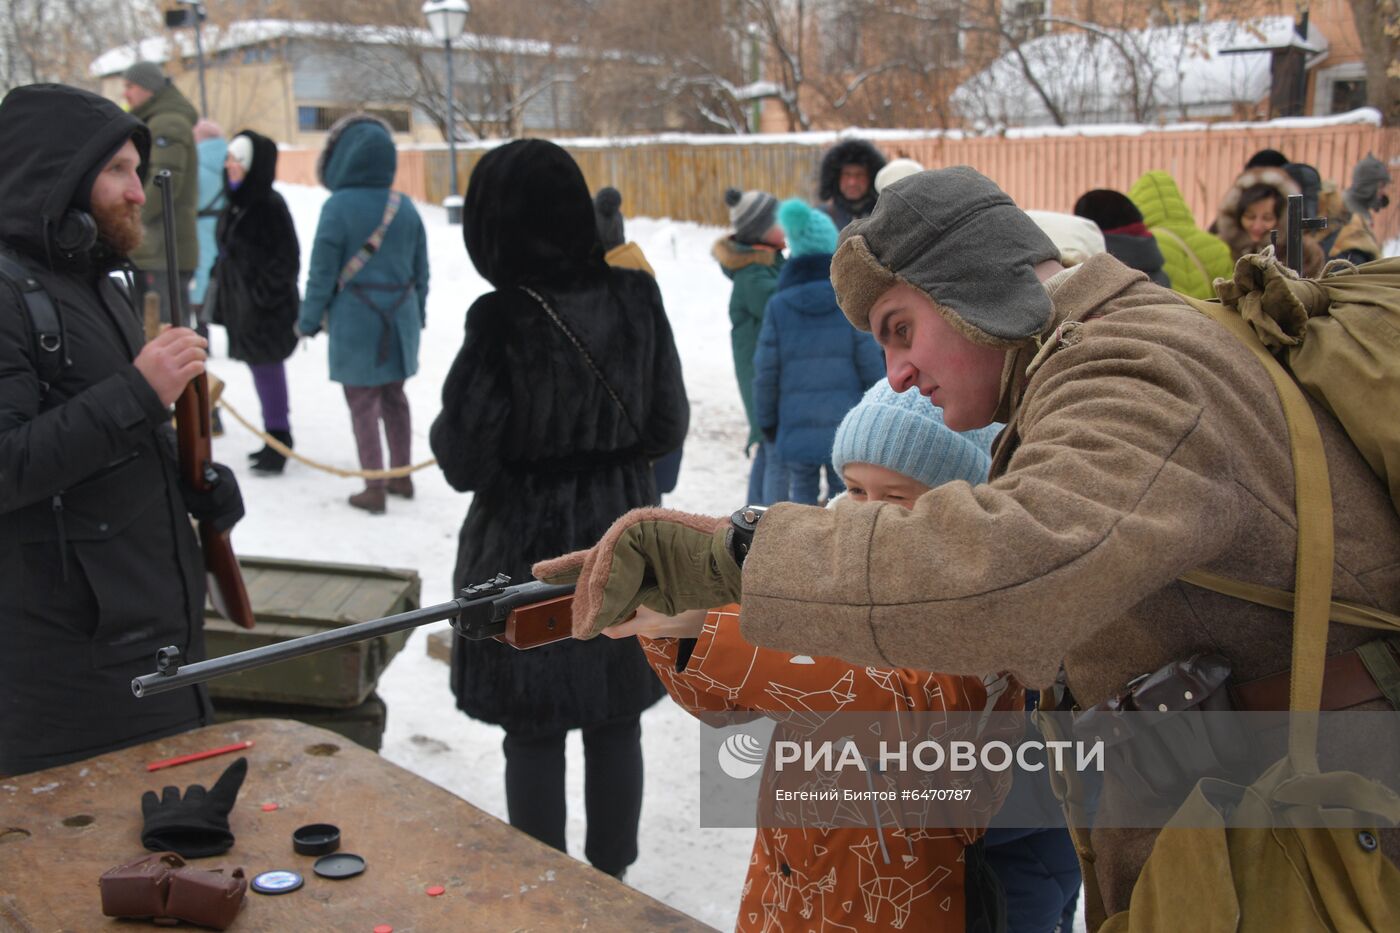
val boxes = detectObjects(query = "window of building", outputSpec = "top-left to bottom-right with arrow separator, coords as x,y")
297,105 -> 412,133
1330,78 -> 1367,114
1006,0 -> 1050,44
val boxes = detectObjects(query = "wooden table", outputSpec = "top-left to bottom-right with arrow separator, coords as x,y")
0,720 -> 709,932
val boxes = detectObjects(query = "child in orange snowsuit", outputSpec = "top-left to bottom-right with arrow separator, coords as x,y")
608,382 -> 1023,932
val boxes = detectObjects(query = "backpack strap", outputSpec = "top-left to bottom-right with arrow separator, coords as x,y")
1185,296 -> 1334,773
336,191 -> 402,293
0,249 -> 66,396
1180,569 -> 1400,634
1152,225 -> 1214,294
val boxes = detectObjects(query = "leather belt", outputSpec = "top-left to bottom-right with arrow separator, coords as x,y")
1232,645 -> 1392,711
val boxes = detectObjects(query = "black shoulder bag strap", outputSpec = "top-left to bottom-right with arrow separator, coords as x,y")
519,285 -> 641,437
0,248 -> 66,395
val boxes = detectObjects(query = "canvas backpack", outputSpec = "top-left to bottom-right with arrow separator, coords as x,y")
1040,251 -> 1400,931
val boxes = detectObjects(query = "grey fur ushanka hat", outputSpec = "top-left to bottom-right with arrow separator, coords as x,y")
831,166 -> 1060,347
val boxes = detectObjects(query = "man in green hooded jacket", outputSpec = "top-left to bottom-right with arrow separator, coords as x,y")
123,61 -> 199,325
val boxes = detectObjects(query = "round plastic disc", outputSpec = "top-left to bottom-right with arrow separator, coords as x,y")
251,870 -> 304,895
313,852 -> 366,879
261,802 -> 280,812
374,926 -> 393,933
425,885 -> 446,897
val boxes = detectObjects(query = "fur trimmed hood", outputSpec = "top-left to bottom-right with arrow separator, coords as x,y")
712,235 -> 782,275
316,113 -> 396,190
1214,166 -> 1301,252
817,139 -> 887,202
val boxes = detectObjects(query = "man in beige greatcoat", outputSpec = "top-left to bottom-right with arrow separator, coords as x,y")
537,167 -> 1400,925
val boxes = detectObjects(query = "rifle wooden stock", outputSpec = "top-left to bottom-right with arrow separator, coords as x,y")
174,372 -> 254,630
497,594 -> 574,649
154,169 -> 254,631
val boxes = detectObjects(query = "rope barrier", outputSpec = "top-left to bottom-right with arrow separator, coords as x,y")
217,393 -> 437,481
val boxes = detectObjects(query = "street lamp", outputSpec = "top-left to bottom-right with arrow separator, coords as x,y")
423,0 -> 469,224
165,1 -> 209,116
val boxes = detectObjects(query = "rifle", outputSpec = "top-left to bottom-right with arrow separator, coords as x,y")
153,169 -> 255,630
132,575 -> 575,697
1279,193 -> 1327,276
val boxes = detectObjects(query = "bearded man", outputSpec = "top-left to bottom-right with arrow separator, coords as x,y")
0,84 -> 244,776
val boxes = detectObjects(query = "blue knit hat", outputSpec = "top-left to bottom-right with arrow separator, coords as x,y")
778,197 -> 839,257
831,381 -> 997,489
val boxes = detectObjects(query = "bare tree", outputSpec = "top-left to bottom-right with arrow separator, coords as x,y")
2,0 -> 161,91
292,0 -> 592,138
1348,0 -> 1399,125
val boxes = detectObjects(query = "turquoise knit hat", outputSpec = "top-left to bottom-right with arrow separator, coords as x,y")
831,381 -> 997,489
778,197 -> 839,257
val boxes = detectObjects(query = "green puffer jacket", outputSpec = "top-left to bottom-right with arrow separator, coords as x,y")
129,83 -> 199,273
713,236 -> 784,449
1128,171 -> 1233,300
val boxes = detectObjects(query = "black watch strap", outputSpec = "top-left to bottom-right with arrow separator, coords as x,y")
726,506 -> 766,568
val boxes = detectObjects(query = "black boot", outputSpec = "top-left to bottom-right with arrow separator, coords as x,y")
251,429 -> 293,475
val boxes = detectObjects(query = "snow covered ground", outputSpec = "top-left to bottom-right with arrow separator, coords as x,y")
217,184 -> 756,929
219,184 -> 1394,930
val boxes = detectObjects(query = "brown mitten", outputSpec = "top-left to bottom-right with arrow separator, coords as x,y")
534,508 -> 741,637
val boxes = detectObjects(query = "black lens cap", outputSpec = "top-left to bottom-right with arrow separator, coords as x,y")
251,870 -> 304,895
293,822 -> 341,856
313,852 -> 366,879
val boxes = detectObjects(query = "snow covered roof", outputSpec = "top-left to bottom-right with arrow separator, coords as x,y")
1218,16 -> 1328,55
952,16 -> 1330,129
91,19 -> 570,78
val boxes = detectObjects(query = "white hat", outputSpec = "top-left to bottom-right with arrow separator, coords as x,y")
873,158 -> 924,194
1024,210 -> 1106,267
228,134 -> 254,173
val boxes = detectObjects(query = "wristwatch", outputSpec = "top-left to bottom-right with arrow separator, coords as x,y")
725,506 -> 766,568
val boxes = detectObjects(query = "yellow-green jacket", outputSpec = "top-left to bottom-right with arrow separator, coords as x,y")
1129,171 -> 1233,299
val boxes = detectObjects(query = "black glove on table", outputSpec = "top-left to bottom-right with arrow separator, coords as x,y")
141,757 -> 247,858
180,462 -> 245,533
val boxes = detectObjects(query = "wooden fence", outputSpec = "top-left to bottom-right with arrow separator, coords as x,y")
278,122 -> 1400,245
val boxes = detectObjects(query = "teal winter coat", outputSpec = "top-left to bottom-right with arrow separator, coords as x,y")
191,136 -> 227,305
299,116 -> 429,387
712,236 -> 784,449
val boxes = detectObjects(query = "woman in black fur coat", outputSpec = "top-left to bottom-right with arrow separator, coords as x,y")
213,129 -> 300,473
430,139 -> 689,877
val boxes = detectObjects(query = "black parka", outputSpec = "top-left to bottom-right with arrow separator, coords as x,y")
430,140 -> 689,733
213,129 -> 300,364
0,84 -> 210,776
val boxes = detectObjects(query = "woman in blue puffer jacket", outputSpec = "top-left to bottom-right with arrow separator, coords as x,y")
752,198 -> 884,504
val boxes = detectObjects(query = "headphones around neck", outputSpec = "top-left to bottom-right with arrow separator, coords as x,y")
52,209 -> 98,255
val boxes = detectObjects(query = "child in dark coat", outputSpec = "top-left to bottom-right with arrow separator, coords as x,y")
752,199 -> 884,504
214,130 -> 300,474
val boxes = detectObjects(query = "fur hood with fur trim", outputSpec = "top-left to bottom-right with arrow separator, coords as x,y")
1214,165 -> 1323,275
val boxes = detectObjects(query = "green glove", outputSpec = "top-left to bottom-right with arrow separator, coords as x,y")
533,508 -> 742,638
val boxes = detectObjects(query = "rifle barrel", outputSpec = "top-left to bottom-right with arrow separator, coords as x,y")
132,597 -> 466,697
131,579 -> 578,698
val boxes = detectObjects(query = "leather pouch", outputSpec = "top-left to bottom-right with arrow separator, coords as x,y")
99,852 -> 247,929
165,865 -> 247,930
1074,653 -> 1250,806
100,852 -> 183,919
